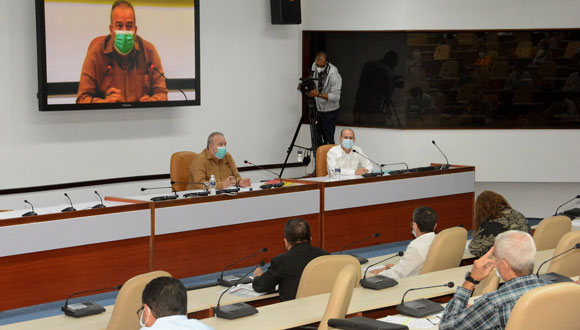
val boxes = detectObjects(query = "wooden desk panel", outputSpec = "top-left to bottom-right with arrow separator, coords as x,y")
0,237 -> 149,311
323,192 -> 474,252
154,214 -> 320,279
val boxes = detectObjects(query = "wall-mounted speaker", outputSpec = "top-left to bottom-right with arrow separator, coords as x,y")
270,0 -> 301,25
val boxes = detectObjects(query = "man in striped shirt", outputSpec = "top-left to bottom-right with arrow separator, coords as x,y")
440,230 -> 550,330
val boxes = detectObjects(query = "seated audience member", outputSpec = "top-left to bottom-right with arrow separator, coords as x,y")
326,128 -> 373,176
440,230 -> 550,330
138,276 -> 212,330
187,132 -> 251,190
371,207 -> 437,279
252,218 -> 328,301
469,190 -> 529,257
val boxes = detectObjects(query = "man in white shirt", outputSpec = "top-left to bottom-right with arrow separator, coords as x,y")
371,206 -> 438,279
138,276 -> 213,330
326,128 -> 373,176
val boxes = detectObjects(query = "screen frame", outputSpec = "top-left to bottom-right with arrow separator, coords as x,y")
34,0 -> 201,111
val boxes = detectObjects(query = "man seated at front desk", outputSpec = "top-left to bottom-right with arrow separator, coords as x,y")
371,206 -> 438,279
138,276 -> 213,330
326,128 -> 373,176
439,230 -> 550,330
187,132 -> 251,190
252,218 -> 329,301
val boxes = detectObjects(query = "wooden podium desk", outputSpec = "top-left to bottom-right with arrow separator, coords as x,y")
300,165 -> 475,251
0,202 -> 151,311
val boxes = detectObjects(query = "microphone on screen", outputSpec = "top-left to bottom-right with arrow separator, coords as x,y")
218,247 -> 268,287
536,243 -> 580,283
396,282 -> 454,317
61,193 -> 77,212
92,191 -> 106,209
149,63 -> 188,100
339,233 -> 380,264
22,200 -> 38,217
244,160 -> 283,189
432,140 -> 450,170
359,251 -> 403,290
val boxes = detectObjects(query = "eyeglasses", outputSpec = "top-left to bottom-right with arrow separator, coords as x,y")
136,305 -> 144,320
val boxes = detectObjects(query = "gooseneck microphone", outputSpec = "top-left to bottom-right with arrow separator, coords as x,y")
351,150 -> 383,176
140,185 -> 179,202
432,140 -> 450,170
22,200 -> 38,217
396,282 -> 454,317
92,191 -> 106,209
339,233 -> 380,264
381,162 -> 409,170
171,180 -> 211,198
244,160 -> 283,189
554,195 -> 580,216
360,251 -> 404,290
62,193 -> 77,212
141,186 -> 172,192
536,243 -> 580,283
215,262 -> 262,319
149,64 -> 187,100
218,247 -> 268,287
61,284 -> 122,318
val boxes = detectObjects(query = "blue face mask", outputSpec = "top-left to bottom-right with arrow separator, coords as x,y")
342,139 -> 354,150
215,147 -> 227,159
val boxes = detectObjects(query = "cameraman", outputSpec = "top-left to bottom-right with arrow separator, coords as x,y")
354,50 -> 399,125
304,51 -> 342,145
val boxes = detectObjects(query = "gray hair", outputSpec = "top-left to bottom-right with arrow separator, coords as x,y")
494,230 -> 536,276
340,128 -> 355,138
206,132 -> 224,149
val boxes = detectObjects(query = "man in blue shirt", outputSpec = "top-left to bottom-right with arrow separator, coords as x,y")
440,230 -> 551,330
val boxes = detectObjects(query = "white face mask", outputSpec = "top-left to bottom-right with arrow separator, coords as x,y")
411,229 -> 417,238
139,307 -> 150,328
316,67 -> 325,73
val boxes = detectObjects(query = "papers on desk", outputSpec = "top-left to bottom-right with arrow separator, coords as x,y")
379,312 -> 442,329
218,283 -> 268,298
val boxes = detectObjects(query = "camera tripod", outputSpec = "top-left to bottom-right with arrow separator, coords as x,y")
279,97 -> 319,178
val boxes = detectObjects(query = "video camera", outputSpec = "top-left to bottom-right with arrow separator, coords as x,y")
299,76 -> 317,96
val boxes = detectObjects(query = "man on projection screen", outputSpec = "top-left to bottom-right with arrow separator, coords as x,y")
76,0 -> 168,103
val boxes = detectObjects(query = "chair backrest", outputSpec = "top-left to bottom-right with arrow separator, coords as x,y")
433,44 -> 450,60
439,60 -> 459,78
546,230 -> 580,277
564,40 -> 580,58
318,264 -> 358,330
515,41 -> 533,58
420,227 -> 467,274
505,282 -> 580,330
533,215 -> 571,251
106,270 -> 172,330
473,266 -> 500,296
315,144 -> 337,177
490,60 -> 510,78
170,151 -> 198,192
296,255 -> 361,299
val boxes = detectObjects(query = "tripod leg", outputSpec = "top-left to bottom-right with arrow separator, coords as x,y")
279,112 -> 308,178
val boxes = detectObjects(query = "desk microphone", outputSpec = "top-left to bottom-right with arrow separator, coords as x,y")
149,63 -> 187,100
61,284 -> 122,318
218,247 -> 268,287
62,193 -> 77,212
141,186 -> 172,192
536,243 -> 580,283
170,180 -> 211,197
360,251 -> 404,290
92,191 -> 106,209
215,262 -> 262,319
432,140 -> 450,170
396,282 -> 454,317
554,195 -> 580,216
140,186 -> 179,201
351,150 -> 383,176
22,200 -> 38,217
339,233 -> 380,264
244,160 -> 283,189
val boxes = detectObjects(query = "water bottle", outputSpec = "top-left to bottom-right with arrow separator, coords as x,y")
209,175 -> 216,195
334,164 -> 341,180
